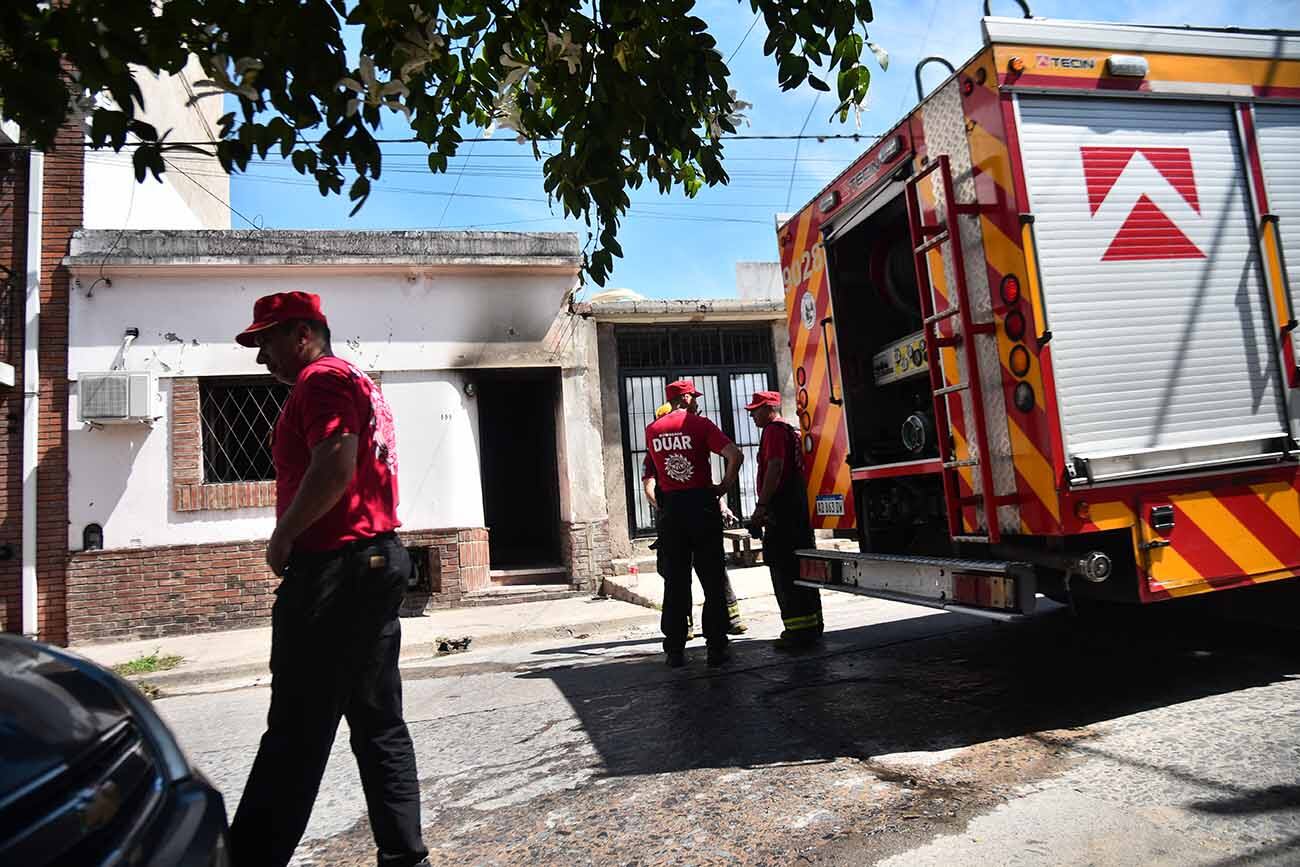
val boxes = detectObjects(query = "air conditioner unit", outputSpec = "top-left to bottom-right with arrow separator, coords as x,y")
78,371 -> 154,423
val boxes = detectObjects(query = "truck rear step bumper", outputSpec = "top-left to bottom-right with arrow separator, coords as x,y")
795,549 -> 1038,620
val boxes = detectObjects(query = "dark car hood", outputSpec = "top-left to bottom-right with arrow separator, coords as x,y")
0,635 -> 129,801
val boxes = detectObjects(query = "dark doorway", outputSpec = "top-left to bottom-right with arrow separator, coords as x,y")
475,368 -> 562,571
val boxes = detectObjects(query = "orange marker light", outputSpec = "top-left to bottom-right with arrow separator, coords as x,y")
1074,501 -> 1091,522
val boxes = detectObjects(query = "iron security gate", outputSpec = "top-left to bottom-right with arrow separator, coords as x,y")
619,326 -> 777,536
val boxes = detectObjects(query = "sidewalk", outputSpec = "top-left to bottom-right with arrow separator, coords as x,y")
74,593 -> 659,695
602,564 -> 783,619
73,566 -> 795,697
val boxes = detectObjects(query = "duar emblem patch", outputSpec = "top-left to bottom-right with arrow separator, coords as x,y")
664,453 -> 694,483
800,291 -> 817,331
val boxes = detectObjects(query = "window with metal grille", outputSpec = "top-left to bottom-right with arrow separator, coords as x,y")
616,326 -> 774,369
199,379 -> 290,483
616,330 -> 671,368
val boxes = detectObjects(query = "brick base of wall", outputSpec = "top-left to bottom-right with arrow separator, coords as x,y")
67,527 -> 491,644
560,519 -> 612,592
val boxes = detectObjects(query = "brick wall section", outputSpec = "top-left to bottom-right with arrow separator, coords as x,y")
66,526 -> 491,643
398,528 -> 463,614
0,148 -> 28,631
561,519 -> 612,592
458,528 -> 490,593
170,377 -> 277,511
66,540 -> 275,643
35,107 -> 84,644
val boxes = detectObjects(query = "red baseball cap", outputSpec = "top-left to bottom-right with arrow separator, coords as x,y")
665,379 -> 703,401
235,291 -> 329,347
744,390 -> 781,411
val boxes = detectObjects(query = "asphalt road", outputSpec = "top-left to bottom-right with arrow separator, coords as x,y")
157,582 -> 1300,866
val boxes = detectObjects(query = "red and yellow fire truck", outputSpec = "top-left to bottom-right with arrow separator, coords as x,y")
778,6 -> 1300,617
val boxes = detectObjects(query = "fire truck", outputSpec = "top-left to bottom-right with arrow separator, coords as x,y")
777,4 -> 1300,618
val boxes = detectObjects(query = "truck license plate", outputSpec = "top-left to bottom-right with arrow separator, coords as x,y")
815,494 -> 845,516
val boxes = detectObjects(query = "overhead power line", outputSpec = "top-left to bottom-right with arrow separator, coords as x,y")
785,95 -> 822,211
2,131 -> 882,152
727,14 -> 763,65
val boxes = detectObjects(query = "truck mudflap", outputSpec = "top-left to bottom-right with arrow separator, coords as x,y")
794,549 -> 1038,621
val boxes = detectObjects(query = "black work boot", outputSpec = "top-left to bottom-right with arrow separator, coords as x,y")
665,649 -> 687,668
706,643 -> 731,667
773,630 -> 822,652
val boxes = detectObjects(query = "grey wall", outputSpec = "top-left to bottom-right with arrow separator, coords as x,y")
596,322 -> 634,559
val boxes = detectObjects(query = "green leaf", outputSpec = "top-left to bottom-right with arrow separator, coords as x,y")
833,33 -> 864,66
837,66 -> 859,102
778,53 -> 809,89
4,0 -> 885,287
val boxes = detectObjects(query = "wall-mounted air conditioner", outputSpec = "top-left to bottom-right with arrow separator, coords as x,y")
78,371 -> 154,423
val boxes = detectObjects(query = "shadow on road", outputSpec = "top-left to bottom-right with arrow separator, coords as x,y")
519,600 -> 1300,780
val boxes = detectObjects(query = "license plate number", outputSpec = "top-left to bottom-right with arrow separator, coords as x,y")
815,494 -> 845,516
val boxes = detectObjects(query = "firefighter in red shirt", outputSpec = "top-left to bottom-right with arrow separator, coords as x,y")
645,380 -> 743,666
746,390 -> 824,649
229,292 -> 428,867
642,405 -> 747,636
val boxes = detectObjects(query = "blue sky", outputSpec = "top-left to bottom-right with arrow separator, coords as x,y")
229,0 -> 1300,300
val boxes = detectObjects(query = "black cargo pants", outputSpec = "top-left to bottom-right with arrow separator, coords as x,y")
652,506 -> 743,633
229,533 -> 428,867
658,488 -> 730,651
765,485 -> 824,638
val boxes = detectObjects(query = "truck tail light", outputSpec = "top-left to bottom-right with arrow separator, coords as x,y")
1013,382 -> 1035,412
1000,274 -> 1021,305
1005,309 -> 1026,341
800,558 -> 831,582
952,572 -> 1016,609
1009,345 -> 1031,377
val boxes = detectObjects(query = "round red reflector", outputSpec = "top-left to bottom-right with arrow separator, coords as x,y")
962,78 -> 975,96
1000,275 -> 1021,305
1005,309 -> 1027,341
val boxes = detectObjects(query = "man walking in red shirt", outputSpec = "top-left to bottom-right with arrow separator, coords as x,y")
746,390 -> 824,649
645,380 -> 743,667
229,292 -> 428,867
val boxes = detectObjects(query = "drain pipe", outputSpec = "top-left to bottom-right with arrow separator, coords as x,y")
21,146 -> 42,638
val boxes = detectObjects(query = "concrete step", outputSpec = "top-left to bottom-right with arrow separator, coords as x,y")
462,583 -> 585,607
489,566 -> 569,586
611,554 -> 658,576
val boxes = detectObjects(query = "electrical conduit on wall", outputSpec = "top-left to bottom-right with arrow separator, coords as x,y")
22,147 -> 42,637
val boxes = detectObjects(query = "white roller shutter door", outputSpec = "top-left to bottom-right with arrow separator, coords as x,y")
1255,105 -> 1300,391
1017,96 -> 1289,482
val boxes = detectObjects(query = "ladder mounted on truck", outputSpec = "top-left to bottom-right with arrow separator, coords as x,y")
904,155 -> 1003,545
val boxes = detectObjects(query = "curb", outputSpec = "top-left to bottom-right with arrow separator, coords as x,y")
127,609 -> 662,695
600,576 -> 663,612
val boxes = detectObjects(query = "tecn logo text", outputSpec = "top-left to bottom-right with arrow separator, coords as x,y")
1036,54 -> 1097,70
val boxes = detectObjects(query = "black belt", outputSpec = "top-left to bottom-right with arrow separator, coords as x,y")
294,531 -> 398,561
660,487 -> 715,499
